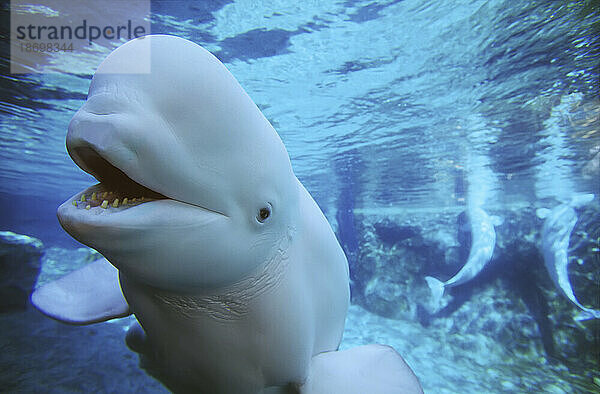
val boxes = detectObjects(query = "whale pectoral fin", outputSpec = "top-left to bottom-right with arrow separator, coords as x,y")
31,258 -> 130,325
299,344 -> 423,394
425,276 -> 445,311
125,320 -> 148,354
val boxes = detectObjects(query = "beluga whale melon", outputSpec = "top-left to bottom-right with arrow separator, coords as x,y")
31,35 -> 423,394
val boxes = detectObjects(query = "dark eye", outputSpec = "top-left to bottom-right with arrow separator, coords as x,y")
257,206 -> 271,223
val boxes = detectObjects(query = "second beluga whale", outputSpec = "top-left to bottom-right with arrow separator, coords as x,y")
425,204 -> 502,311
31,35 -> 423,393
537,193 -> 600,321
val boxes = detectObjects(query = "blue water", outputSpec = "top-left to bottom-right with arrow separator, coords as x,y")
1,1 -> 599,392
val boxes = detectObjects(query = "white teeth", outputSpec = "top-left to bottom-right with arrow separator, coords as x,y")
75,189 -> 156,211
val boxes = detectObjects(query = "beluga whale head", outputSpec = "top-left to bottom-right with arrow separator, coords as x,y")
58,35 -> 299,292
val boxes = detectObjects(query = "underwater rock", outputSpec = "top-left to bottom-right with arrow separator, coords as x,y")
430,280 -> 546,358
350,205 -> 599,371
0,231 -> 43,312
355,215 -> 447,319
363,274 -> 409,319
373,220 -> 420,246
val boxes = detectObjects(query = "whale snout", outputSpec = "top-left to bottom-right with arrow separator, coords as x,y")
66,101 -> 155,188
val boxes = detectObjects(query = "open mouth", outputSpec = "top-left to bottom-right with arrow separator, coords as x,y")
69,146 -> 168,212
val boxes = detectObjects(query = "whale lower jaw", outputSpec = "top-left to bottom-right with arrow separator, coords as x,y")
56,142 -> 231,291
56,193 -> 229,291
58,189 -> 224,235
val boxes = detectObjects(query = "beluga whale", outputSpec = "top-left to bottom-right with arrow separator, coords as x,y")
536,193 -> 600,321
425,204 -> 502,311
31,35 -> 422,394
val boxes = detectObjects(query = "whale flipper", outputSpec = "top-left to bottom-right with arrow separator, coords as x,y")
299,344 -> 423,394
125,320 -> 148,354
575,309 -> 600,321
425,276 -> 445,310
31,258 -> 130,324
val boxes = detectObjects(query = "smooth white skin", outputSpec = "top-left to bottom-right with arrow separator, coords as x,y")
425,206 -> 498,291
299,345 -> 423,394
120,182 -> 349,393
59,35 -> 301,291
540,196 -> 599,318
443,206 -> 497,288
424,205 -> 501,311
57,35 -> 350,392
